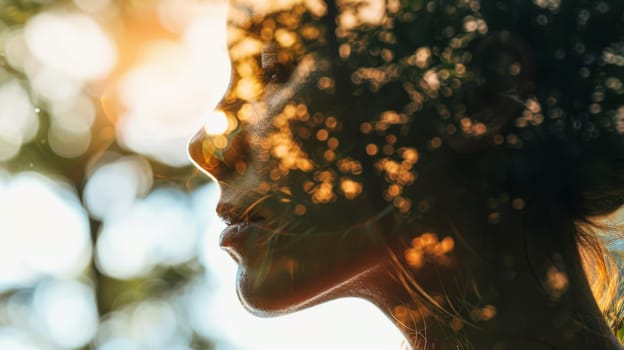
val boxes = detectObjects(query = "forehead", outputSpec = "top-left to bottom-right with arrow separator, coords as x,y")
223,0 -> 491,53
225,0 -> 303,55
227,0 -> 385,18
228,0 -> 311,17
225,0 -> 387,36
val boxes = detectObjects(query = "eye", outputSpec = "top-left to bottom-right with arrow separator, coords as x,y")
261,43 -> 295,85
262,61 -> 293,84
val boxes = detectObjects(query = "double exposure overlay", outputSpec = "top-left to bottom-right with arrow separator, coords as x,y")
188,0 -> 624,348
2,0 -> 624,349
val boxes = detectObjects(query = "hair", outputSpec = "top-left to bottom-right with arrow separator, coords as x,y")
578,223 -> 624,331
351,0 -> 624,339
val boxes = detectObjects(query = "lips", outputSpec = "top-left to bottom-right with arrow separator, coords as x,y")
219,222 -> 250,248
219,220 -> 279,266
216,197 -> 269,251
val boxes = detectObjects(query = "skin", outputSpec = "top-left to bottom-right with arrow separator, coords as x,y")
616,113 -> 624,134
189,1 -> 624,349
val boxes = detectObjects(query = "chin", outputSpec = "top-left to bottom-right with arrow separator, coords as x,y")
234,264 -> 334,317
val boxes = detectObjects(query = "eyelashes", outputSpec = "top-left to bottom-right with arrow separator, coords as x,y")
262,60 -> 294,84
259,44 -> 296,85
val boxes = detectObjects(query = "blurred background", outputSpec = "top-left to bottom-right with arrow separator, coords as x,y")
0,0 -> 405,349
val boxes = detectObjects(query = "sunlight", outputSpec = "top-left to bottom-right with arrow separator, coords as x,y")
0,173 -> 91,291
204,111 -> 230,136
24,12 -> 116,81
115,3 -> 230,166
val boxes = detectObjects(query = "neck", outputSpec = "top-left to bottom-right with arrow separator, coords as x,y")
364,202 -> 622,350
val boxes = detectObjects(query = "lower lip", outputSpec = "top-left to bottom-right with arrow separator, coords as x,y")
219,223 -> 251,248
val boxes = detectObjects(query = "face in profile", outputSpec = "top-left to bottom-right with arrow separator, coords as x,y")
189,0 -> 480,313
189,0 -> 624,339
189,1 -> 396,313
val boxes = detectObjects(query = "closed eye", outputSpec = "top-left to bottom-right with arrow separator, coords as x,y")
260,42 -> 295,85
262,61 -> 294,84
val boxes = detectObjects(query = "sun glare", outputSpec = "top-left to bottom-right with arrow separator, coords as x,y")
203,110 -> 229,135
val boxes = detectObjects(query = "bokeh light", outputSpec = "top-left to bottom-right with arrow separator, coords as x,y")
115,2 -> 230,167
94,289 -> 196,349
0,80 -> 38,161
48,123 -> 92,158
0,328 -> 42,350
204,110 -> 229,135
95,187 -> 200,279
24,11 -> 116,81
47,93 -> 96,158
50,93 -> 96,133
30,66 -> 83,102
0,172 -> 91,292
129,300 -> 180,347
33,280 -> 98,348
3,29 -> 30,71
83,155 -> 153,221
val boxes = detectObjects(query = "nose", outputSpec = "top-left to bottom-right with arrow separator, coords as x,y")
187,112 -> 249,182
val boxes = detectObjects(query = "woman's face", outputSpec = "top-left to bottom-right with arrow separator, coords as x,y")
189,1 -> 400,314
188,0 -> 503,314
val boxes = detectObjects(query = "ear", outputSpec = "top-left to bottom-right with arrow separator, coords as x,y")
445,31 -> 534,153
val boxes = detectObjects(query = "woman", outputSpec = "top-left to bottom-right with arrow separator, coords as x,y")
189,0 -> 624,348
